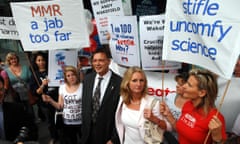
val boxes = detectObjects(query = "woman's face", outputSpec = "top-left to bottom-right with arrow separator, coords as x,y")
176,78 -> 185,95
65,71 -> 77,85
128,72 -> 145,95
9,56 -> 18,66
182,75 -> 201,100
35,55 -> 46,69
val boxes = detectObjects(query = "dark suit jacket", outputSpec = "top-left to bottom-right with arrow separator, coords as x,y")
2,102 -> 38,141
81,71 -> 122,144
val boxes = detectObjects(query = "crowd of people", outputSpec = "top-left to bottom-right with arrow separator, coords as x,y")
0,49 -> 240,144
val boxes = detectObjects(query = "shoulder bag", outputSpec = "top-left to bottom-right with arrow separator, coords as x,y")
144,98 -> 164,144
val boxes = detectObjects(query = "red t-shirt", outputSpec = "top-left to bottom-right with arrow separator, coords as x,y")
176,101 -> 227,144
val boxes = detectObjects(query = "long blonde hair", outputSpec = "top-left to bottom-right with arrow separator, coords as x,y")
120,66 -> 148,105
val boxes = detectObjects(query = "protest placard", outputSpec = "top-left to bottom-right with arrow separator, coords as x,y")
11,0 -> 89,51
162,0 -> 240,79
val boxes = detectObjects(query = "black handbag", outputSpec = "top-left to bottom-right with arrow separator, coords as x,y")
55,110 -> 64,129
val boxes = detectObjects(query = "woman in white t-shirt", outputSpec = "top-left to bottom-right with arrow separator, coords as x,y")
43,65 -> 82,144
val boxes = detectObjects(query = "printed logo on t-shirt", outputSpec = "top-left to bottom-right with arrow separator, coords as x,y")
180,113 -> 196,128
63,94 -> 82,122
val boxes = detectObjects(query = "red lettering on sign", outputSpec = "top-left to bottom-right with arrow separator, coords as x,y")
148,87 -> 175,97
31,4 -> 62,17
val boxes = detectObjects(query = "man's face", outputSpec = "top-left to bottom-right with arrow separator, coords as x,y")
92,53 -> 110,76
0,82 -> 4,103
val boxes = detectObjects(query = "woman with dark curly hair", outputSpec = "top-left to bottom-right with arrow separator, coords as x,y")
30,51 -> 59,144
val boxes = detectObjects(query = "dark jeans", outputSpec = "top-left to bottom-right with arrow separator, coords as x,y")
59,124 -> 82,144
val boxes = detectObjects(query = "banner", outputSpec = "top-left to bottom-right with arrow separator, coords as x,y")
48,49 -> 77,86
90,0 -> 124,44
139,15 -> 181,70
162,0 -> 240,79
0,17 -> 19,40
11,0 -> 89,51
108,16 -> 140,67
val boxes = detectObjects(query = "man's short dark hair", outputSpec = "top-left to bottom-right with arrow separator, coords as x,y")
92,47 -> 112,59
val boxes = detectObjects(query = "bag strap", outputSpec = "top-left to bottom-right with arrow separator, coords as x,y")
150,98 -> 158,109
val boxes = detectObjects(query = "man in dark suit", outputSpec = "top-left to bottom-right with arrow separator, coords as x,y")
81,48 -> 122,144
0,76 -> 38,143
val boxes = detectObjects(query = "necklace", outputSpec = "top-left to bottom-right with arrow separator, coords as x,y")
131,100 -> 141,105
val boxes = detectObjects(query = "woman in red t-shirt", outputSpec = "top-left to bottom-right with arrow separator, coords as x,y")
160,69 -> 227,144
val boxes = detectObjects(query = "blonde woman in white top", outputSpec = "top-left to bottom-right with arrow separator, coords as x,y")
43,65 -> 82,144
115,66 -> 171,144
